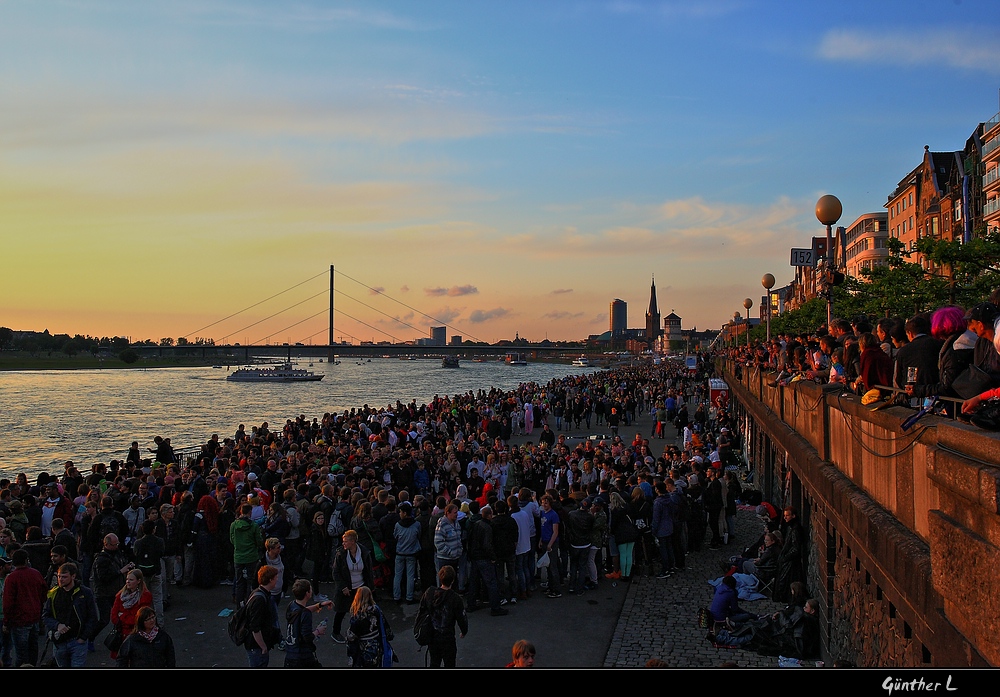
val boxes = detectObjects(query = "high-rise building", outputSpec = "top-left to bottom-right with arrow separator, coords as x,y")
430,326 -> 446,346
984,110 -> 1000,236
610,299 -> 627,338
645,276 -> 661,342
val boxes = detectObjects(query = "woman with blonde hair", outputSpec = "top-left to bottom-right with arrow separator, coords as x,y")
109,568 -> 153,658
345,586 -> 394,667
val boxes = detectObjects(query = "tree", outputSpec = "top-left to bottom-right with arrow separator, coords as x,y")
119,348 -> 139,364
159,337 -> 175,347
0,327 -> 12,351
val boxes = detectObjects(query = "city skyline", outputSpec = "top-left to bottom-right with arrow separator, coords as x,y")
2,1 -> 999,343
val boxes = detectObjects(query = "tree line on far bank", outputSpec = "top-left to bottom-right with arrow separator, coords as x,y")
753,232 -> 1000,339
0,329 -> 215,364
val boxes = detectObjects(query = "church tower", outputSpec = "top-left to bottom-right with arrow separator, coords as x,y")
645,275 -> 661,342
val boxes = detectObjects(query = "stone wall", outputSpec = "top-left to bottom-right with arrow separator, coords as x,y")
722,361 -> 995,667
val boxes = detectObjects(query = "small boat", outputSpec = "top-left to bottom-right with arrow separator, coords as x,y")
505,352 -> 528,366
571,356 -> 591,367
441,356 -> 460,368
226,363 -> 323,382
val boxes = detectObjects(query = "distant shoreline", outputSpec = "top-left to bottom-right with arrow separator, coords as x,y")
0,354 -> 235,371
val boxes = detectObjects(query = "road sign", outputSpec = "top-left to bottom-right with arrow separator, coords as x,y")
790,248 -> 815,267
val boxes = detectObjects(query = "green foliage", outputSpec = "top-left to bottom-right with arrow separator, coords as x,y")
119,348 -> 139,364
765,231 -> 1000,333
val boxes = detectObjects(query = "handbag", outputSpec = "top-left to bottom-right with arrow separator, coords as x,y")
535,551 -> 550,569
103,623 -> 124,653
951,364 -> 994,400
970,400 -> 1000,431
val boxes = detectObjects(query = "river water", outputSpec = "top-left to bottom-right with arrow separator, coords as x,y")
0,358 -> 595,478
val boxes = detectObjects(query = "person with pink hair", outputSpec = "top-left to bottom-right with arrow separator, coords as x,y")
906,306 -> 976,409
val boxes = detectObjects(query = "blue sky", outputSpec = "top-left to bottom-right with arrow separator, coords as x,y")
1,1 -> 998,343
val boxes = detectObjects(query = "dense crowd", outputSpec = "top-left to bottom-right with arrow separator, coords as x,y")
1,354 -> 815,667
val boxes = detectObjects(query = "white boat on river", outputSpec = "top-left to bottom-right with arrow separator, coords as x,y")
226,363 -> 323,382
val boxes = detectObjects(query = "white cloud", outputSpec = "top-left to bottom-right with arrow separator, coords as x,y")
818,28 -> 1000,72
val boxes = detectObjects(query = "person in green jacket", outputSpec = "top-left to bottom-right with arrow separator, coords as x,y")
230,504 -> 264,605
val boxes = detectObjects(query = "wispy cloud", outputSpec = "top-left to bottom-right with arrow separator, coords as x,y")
469,308 -> 509,323
818,27 -> 1000,72
169,2 -> 430,32
605,0 -> 744,21
400,285 -> 410,293
369,286 -> 386,296
430,306 -> 464,324
424,285 -> 479,297
550,288 -> 574,295
542,311 -> 585,321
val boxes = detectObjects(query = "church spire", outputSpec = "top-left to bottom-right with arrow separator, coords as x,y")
645,275 -> 661,342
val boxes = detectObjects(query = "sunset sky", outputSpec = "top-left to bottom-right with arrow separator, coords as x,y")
2,1 -> 999,344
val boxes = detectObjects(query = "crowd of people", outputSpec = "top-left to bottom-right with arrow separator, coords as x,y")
726,298 -> 1000,428
2,354 -> 817,667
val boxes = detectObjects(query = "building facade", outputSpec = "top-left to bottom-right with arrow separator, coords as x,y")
610,299 -> 627,338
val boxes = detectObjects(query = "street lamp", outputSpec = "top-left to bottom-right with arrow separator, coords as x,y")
816,194 -> 843,328
733,311 -> 741,349
761,273 -> 775,342
743,298 -> 753,348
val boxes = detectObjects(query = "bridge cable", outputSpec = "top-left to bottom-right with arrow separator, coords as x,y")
181,269 -> 328,340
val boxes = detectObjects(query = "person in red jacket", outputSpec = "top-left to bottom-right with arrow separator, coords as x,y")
2,549 -> 48,667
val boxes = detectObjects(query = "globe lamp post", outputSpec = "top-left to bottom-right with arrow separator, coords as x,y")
743,298 -> 753,348
761,273 -> 775,342
815,194 -> 842,328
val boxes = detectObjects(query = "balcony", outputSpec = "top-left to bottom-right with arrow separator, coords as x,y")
985,133 -> 1000,158
986,168 -> 1000,190
985,110 -> 1000,135
986,197 -> 1000,218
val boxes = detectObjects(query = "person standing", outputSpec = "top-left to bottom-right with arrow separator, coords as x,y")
537,495 -> 562,598
43,562 -> 99,667
283,578 -> 332,668
330,530 -> 375,644
417,565 -> 468,668
109,569 -> 153,659
115,607 -> 176,668
433,504 -> 463,581
91,533 -> 131,647
392,502 -> 421,603
133,520 -> 165,623
230,503 -> 264,605
243,565 -> 281,668
2,549 -> 48,666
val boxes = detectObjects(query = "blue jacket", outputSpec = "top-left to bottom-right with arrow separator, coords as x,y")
651,493 -> 675,538
709,582 -> 742,622
394,518 -> 422,556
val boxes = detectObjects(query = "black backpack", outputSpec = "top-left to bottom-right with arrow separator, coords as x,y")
413,589 -> 446,646
228,590 -> 264,645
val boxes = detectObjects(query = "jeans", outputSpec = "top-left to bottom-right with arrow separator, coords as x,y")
657,534 -> 676,572
497,556 -> 517,599
393,554 -> 417,601
234,562 -> 259,604
0,626 -> 12,667
470,559 -> 501,610
53,638 -> 89,667
568,546 -> 589,591
9,625 -> 38,668
515,551 -> 534,594
428,638 -> 457,668
147,573 -> 164,624
246,646 -> 270,668
435,557 -> 460,586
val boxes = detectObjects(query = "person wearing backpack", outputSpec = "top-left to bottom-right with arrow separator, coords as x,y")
415,565 -> 467,668
243,565 -> 281,667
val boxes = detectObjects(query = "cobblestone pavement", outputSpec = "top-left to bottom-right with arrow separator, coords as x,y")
507,402 -> 786,668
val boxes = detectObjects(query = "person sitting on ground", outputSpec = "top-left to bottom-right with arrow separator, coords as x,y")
708,575 -> 753,626
707,597 -> 820,660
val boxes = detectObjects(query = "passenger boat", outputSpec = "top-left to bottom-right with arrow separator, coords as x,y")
226,363 -> 323,382
441,356 -> 460,368
571,356 -> 591,367
505,352 -> 528,366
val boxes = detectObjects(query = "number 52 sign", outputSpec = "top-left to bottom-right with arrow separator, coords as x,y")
790,248 -> 815,267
